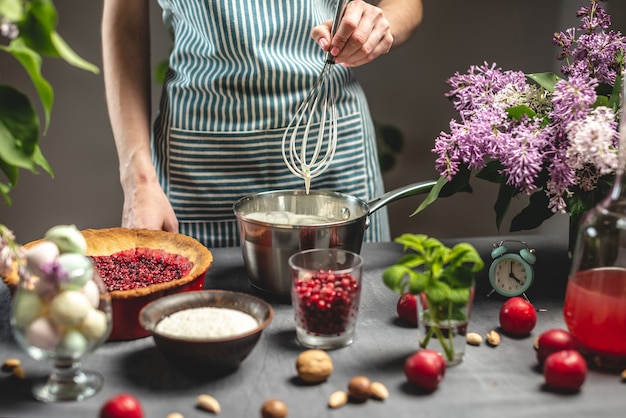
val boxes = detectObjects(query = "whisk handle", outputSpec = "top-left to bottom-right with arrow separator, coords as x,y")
327,0 -> 351,63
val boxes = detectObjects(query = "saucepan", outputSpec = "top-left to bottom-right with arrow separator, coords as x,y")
233,180 -> 436,297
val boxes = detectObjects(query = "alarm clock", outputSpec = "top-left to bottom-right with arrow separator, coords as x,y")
488,240 -> 536,298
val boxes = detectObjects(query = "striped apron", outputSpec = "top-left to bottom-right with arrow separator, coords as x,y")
154,0 -> 389,248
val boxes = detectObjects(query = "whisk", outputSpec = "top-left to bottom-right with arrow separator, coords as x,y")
282,0 -> 349,194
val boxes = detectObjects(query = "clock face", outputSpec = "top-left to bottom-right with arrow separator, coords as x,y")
489,254 -> 532,296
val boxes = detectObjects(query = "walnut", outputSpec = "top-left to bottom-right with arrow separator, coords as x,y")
295,349 -> 333,383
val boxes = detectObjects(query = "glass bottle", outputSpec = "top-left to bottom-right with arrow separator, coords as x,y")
564,77 -> 626,371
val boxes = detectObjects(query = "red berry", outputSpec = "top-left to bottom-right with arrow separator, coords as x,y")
499,297 -> 537,336
543,349 -> 587,392
404,349 -> 446,391
293,270 -> 360,335
99,393 -> 144,418
536,329 -> 578,365
91,248 -> 193,292
396,293 -> 418,326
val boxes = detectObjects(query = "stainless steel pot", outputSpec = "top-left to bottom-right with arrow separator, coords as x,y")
233,181 -> 436,296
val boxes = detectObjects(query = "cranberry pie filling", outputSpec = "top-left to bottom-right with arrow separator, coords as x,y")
91,248 -> 194,292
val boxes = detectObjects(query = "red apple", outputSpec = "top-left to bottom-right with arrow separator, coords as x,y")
396,293 -> 418,326
404,349 -> 446,391
99,393 -> 144,418
536,328 -> 578,365
543,349 -> 587,392
499,297 -> 537,336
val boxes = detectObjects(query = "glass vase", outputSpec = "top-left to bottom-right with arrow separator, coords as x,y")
417,286 -> 475,366
11,262 -> 112,402
564,79 -> 626,371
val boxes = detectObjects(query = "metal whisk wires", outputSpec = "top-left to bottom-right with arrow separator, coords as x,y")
282,0 -> 349,194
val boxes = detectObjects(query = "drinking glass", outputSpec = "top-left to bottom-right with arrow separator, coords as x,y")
289,248 -> 363,349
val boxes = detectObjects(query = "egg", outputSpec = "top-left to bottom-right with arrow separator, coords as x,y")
24,241 -> 59,278
44,224 -> 87,254
12,289 -> 43,328
48,290 -> 92,327
57,253 -> 94,290
25,317 -> 62,351
81,279 -> 101,308
56,329 -> 89,358
80,309 -> 109,341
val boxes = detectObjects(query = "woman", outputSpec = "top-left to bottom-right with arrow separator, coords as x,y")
102,0 -> 423,248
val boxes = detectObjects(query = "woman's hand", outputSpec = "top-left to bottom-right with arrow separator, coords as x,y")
312,0 -> 392,67
120,175 -> 179,233
311,0 -> 422,67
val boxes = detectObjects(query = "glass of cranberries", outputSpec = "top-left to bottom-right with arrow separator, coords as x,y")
289,248 -> 363,349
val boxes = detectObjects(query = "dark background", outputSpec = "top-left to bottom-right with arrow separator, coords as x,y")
2,0 -> 625,244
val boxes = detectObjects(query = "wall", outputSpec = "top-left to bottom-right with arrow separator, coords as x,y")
1,0 -> 624,244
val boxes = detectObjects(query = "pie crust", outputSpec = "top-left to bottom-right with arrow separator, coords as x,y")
3,228 -> 213,298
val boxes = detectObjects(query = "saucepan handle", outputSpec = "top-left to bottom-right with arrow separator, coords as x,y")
367,180 -> 437,215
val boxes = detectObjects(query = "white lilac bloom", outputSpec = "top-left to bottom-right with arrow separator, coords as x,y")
0,18 -> 18,40
566,106 -> 618,178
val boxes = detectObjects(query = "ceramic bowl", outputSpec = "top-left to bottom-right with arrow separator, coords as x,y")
139,290 -> 274,373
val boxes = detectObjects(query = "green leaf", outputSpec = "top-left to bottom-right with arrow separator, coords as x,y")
506,105 -> 536,120
0,84 -> 40,170
154,59 -> 169,85
18,0 -> 99,73
1,38 -> 53,130
411,176 -> 448,215
410,169 -> 473,216
475,160 -> 505,183
447,288 -> 471,306
424,280 -> 451,305
0,181 -> 12,205
526,72 -> 561,92
493,182 -> 517,231
18,0 -> 58,56
608,73 -> 623,112
382,265 -> 411,293
441,266 -> 475,289
509,190 -> 555,232
408,271 -> 429,295
0,0 -> 24,21
50,32 -> 99,74
447,242 -> 484,272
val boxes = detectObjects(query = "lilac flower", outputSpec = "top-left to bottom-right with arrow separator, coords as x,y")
499,118 -> 550,194
0,18 -> 18,40
0,225 -> 21,277
566,106 -> 618,176
430,0 -> 622,228
550,76 -> 598,129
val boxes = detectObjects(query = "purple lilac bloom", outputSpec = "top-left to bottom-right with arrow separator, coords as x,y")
445,62 -> 526,116
577,0 -> 611,32
498,118 -> 550,194
550,76 -> 598,130
546,149 -> 577,213
556,0 -> 625,84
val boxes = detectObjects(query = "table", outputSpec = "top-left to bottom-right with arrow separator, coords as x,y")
1,235 -> 623,418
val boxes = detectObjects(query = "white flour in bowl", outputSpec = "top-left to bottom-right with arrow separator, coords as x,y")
155,307 -> 259,339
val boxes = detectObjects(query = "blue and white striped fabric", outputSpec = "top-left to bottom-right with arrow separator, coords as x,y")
154,0 -> 389,248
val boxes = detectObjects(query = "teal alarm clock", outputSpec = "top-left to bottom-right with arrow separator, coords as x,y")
488,240 -> 536,298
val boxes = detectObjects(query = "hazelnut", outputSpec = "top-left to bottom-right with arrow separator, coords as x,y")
295,349 -> 333,383
261,399 -> 288,418
347,376 -> 371,402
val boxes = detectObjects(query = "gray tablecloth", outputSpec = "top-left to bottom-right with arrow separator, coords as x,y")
0,235 -> 623,418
